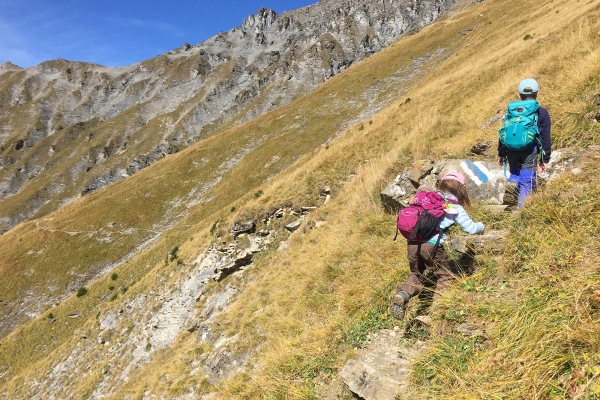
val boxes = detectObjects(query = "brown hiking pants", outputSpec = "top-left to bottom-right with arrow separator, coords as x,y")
396,242 -> 454,298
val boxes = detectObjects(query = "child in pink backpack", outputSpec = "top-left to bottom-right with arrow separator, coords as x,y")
391,172 -> 485,320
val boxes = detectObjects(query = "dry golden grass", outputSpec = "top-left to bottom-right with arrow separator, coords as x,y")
1,0 -> 600,398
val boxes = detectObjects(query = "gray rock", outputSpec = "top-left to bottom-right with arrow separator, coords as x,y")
380,172 -> 418,212
414,315 -> 433,326
340,359 -> 403,400
538,146 -> 600,183
407,159 -> 435,185
285,220 -> 302,232
470,141 -> 494,155
446,231 -> 507,255
382,158 -> 510,213
231,219 -> 256,237
213,250 -> 253,281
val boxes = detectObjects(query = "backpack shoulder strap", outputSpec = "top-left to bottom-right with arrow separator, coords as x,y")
439,192 -> 459,205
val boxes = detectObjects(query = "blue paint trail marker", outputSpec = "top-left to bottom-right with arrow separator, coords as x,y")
465,160 -> 489,184
460,160 -> 492,186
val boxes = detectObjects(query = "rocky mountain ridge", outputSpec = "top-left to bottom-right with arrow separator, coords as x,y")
0,0 -> 457,234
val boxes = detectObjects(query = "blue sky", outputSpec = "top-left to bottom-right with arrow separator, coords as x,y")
0,0 -> 315,68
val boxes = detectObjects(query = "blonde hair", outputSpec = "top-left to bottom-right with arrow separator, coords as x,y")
438,179 -> 472,210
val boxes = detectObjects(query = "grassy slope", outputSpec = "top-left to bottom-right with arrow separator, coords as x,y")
1,0 -> 599,398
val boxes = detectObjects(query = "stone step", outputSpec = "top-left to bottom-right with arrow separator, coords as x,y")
446,230 -> 507,254
340,359 -> 405,400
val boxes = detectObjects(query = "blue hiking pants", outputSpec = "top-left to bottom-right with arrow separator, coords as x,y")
506,147 -> 538,208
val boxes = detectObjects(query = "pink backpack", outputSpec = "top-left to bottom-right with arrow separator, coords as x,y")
394,191 -> 458,242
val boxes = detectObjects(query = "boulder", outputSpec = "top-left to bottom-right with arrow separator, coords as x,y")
213,251 -> 253,281
285,220 -> 302,232
380,172 -> 418,212
340,359 -> 402,400
470,141 -> 494,155
406,159 -> 435,185
381,159 -> 508,212
231,219 -> 256,237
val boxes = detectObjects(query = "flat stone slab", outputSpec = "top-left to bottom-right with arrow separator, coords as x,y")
446,231 -> 507,254
285,220 -> 302,232
340,359 -> 403,400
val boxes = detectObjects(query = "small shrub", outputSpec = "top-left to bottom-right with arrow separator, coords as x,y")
109,285 -> 114,291
358,124 -> 364,131
177,259 -> 184,266
210,221 -> 219,235
77,287 -> 88,297
230,206 -> 236,212
145,343 -> 152,352
254,190 -> 263,198
369,120 -> 373,125
110,294 -> 118,301
523,34 -> 533,40
111,273 -> 118,281
169,246 -> 179,261
47,313 -> 54,319
121,286 -> 128,294
405,97 -> 411,104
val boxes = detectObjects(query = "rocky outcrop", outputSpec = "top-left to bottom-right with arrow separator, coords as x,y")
0,0 -> 458,234
381,158 -> 508,213
381,146 -> 600,213
0,62 -> 23,71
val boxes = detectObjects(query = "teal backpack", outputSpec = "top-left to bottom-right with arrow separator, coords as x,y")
498,99 -> 540,152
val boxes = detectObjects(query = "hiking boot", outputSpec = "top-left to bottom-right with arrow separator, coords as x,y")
503,182 -> 519,206
390,291 -> 410,321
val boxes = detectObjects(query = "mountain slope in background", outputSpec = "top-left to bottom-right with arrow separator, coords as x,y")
0,0 -> 456,234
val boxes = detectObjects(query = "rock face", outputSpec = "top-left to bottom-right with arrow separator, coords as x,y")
18,228 -> 275,398
0,0 -> 458,234
381,146 -> 600,213
381,158 -> 508,212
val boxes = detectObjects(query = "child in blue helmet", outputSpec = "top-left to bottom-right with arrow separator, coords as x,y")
497,78 -> 552,208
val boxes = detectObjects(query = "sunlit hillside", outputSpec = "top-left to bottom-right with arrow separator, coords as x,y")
1,0 -> 599,398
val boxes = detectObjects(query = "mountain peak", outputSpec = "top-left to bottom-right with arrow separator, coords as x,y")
0,61 -> 23,71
